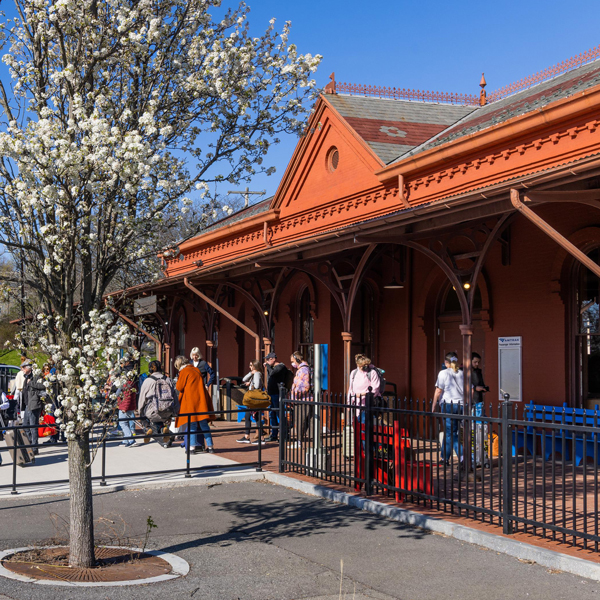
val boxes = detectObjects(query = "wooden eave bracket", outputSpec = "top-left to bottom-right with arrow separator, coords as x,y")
105,304 -> 162,348
523,189 -> 600,210
510,188 -> 600,278
183,277 -> 262,359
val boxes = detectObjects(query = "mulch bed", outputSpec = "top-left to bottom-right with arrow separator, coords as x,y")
2,546 -> 172,583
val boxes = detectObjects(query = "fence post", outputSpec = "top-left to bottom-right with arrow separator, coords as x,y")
185,414 -> 191,478
278,383 -> 286,473
11,424 -> 18,494
364,387 -> 374,497
100,432 -> 107,487
256,415 -> 263,472
501,394 -> 513,535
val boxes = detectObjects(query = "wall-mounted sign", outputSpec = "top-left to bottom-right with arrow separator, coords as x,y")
498,336 -> 522,401
133,295 -> 157,316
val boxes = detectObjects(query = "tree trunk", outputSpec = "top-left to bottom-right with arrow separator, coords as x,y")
68,432 -> 95,568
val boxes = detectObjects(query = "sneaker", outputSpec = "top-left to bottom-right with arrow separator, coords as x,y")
108,429 -> 123,438
287,441 -> 301,449
191,446 -> 206,454
251,438 -> 265,445
264,436 -> 278,443
236,437 -> 251,444
144,428 -> 153,444
161,427 -> 171,446
207,447 -> 215,454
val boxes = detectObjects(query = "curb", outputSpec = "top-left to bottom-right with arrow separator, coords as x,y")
0,468 -> 265,500
263,472 -> 600,582
0,546 -> 189,587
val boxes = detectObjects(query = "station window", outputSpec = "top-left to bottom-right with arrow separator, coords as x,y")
326,147 -> 339,172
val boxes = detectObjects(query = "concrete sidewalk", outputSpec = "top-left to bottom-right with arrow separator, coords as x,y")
0,481 -> 598,600
0,435 -> 250,498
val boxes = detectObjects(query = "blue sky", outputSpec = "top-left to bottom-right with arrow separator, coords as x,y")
243,0 -> 600,199
1,1 -> 598,203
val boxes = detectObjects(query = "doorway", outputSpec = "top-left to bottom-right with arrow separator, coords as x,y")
437,285 -> 485,369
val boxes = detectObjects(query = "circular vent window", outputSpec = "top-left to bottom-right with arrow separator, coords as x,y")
327,147 -> 339,172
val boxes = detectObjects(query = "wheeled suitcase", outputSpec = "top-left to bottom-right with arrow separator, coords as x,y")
1,414 -> 35,466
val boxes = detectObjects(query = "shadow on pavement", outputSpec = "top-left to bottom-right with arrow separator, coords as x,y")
161,493 -> 429,555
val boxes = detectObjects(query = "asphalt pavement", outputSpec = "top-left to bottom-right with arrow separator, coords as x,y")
0,481 -> 598,600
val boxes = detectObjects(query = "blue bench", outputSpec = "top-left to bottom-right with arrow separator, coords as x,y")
512,402 -> 600,465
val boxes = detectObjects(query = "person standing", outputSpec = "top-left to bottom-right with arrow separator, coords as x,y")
13,360 -> 28,412
290,351 -> 311,446
22,361 -> 46,455
116,371 -> 138,447
471,352 -> 489,466
347,354 -> 382,414
236,360 -> 264,444
190,348 -> 216,387
138,360 -> 178,448
264,352 -> 288,442
431,351 -> 464,466
0,392 -> 10,465
174,355 -> 216,454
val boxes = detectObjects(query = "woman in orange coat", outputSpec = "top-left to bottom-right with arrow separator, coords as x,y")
174,355 -> 216,454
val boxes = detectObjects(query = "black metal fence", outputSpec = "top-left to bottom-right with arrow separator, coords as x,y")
0,408 -> 266,495
279,390 -> 600,552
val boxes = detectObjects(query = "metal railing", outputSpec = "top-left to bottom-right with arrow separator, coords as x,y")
0,407 -> 266,495
279,390 -> 600,552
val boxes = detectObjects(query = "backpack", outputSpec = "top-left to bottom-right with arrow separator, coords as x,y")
144,375 -> 178,422
350,366 -> 387,398
284,367 -> 295,391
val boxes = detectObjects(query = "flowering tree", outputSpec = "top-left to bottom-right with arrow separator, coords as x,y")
0,0 -> 321,567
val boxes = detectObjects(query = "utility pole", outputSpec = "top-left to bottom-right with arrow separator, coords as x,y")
19,242 -> 26,345
227,186 -> 266,209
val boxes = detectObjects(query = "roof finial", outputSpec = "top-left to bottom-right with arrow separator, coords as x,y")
479,73 -> 487,106
324,72 -> 336,94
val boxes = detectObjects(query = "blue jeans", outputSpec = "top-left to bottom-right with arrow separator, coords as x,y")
24,407 -> 41,449
118,410 -> 135,440
183,420 -> 213,449
268,394 -> 279,439
441,403 -> 463,462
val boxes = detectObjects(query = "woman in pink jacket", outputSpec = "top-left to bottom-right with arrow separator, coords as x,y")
348,354 -> 381,421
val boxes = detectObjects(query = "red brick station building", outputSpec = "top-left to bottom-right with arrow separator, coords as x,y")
117,49 -> 600,410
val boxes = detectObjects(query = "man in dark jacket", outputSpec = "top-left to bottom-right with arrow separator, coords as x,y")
22,361 -> 46,455
264,352 -> 289,442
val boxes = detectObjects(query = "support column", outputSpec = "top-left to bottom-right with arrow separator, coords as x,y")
164,343 -> 172,378
342,332 -> 353,393
206,340 -> 214,368
263,337 -> 272,356
460,324 -> 473,408
460,324 -> 473,478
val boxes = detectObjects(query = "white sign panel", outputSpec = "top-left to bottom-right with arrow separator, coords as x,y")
133,295 -> 157,316
498,336 -> 522,401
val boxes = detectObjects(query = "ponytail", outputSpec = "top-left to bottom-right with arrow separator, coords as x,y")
445,351 -> 460,373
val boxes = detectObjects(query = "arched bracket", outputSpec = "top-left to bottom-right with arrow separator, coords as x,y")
511,189 -> 600,279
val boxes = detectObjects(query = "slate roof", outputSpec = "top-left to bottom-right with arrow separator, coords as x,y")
325,94 -> 476,164
199,197 -> 272,236
395,57 -> 600,161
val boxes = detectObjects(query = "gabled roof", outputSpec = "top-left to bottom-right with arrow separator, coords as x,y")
399,57 -> 600,160
326,94 -> 475,164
